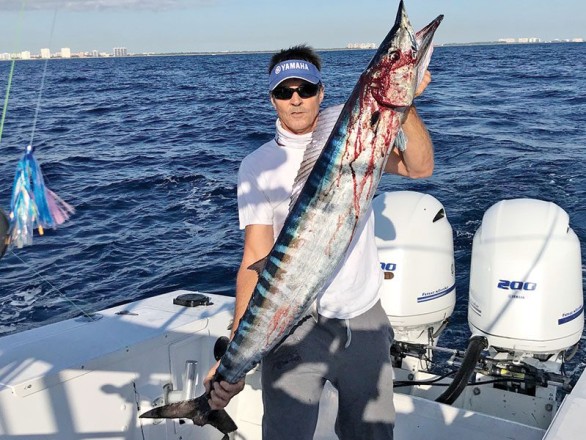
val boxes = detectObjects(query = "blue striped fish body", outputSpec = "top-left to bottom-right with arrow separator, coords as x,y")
140,1 -> 443,434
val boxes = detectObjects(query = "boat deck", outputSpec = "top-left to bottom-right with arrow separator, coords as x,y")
0,290 -> 584,439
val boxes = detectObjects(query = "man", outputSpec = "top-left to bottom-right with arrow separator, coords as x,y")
205,44 -> 433,439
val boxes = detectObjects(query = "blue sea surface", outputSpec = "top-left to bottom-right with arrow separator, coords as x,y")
0,44 -> 585,373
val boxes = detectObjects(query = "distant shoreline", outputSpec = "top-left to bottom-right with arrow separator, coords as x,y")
1,41 -> 584,61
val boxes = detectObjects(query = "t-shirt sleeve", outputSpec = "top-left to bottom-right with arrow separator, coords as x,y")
237,159 -> 274,229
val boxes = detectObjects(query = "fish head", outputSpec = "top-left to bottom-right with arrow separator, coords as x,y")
364,1 -> 443,109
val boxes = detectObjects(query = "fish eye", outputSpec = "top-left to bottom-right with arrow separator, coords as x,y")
389,51 -> 400,62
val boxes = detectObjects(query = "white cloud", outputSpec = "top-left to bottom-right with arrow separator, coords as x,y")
0,0 -> 214,11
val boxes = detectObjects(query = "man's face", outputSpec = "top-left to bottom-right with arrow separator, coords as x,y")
270,78 -> 324,135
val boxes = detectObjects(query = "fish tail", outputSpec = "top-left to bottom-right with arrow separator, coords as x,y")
205,406 -> 239,436
139,392 -> 238,436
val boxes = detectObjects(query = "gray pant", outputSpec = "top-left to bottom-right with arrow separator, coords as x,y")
261,300 -> 395,440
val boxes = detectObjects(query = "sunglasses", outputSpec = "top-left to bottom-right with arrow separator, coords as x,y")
272,83 -> 321,100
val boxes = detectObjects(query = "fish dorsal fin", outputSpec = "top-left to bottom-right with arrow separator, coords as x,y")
248,256 -> 268,276
289,104 -> 344,211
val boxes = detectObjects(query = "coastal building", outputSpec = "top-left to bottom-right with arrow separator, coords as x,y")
61,47 -> 71,58
40,48 -> 51,59
498,37 -> 541,44
517,38 -> 541,43
113,47 -> 128,57
92,50 -> 99,58
346,42 -> 377,49
1,53 -> 11,61
20,51 -> 31,60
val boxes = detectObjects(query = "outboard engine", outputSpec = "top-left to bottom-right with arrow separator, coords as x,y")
374,191 -> 456,355
468,198 -> 583,374
379,197 -> 582,427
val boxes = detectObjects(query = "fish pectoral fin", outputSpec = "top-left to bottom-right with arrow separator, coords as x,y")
248,256 -> 268,276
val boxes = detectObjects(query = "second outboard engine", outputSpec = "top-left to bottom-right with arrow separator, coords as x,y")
374,191 -> 456,356
468,198 -> 583,370
443,198 -> 585,423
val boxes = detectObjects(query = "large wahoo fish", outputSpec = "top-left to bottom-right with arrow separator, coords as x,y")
140,1 -> 443,436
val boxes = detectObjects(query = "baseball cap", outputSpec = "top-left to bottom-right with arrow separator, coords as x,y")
269,59 -> 322,91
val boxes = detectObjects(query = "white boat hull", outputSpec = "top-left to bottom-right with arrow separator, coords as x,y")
0,290 -> 583,439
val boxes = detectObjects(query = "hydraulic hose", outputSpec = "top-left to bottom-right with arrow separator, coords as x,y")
436,335 -> 488,405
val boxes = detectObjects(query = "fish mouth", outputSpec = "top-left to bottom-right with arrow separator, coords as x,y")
366,2 -> 443,109
415,14 -> 444,68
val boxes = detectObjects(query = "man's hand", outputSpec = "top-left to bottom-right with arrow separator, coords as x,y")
401,70 -> 432,124
387,69 -> 434,177
204,361 -> 246,410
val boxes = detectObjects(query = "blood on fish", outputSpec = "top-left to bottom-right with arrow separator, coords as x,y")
266,305 -> 292,344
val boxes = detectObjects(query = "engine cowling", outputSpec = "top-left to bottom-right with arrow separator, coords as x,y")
374,191 -> 456,344
468,198 -> 583,356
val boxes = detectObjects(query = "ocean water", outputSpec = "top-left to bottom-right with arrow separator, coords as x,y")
0,44 -> 585,373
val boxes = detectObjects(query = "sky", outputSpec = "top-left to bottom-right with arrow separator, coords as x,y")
0,0 -> 584,54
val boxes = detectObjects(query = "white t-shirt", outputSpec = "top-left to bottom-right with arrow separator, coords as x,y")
237,118 -> 383,320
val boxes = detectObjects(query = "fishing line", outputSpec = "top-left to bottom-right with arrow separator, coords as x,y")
9,250 -> 98,321
0,62 -> 17,146
0,0 -> 28,146
29,9 -> 59,149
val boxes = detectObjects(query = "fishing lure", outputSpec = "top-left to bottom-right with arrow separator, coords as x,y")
8,144 -> 75,249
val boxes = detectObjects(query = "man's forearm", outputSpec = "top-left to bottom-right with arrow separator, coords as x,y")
231,264 -> 258,338
400,105 -> 434,178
